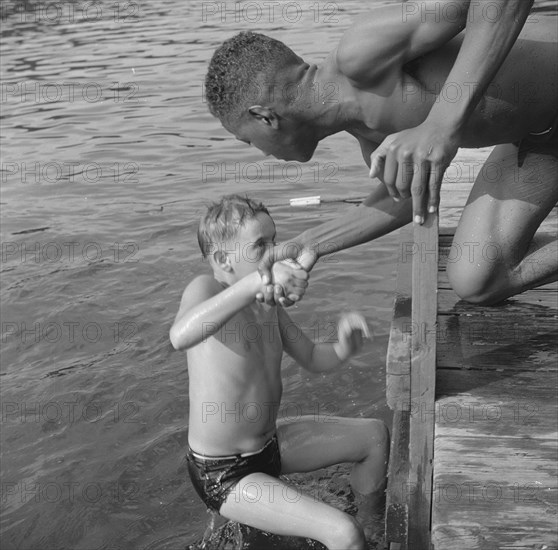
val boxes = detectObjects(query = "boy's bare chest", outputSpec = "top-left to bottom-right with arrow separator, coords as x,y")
215,306 -> 282,362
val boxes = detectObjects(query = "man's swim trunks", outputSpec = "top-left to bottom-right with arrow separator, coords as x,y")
515,112 -> 558,167
186,435 -> 281,513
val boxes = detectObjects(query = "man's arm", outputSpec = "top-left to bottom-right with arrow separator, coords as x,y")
369,0 -> 535,223
336,0 -> 469,86
259,183 -> 412,285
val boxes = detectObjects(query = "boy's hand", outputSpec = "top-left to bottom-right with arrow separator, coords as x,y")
256,259 -> 309,305
334,312 -> 371,361
257,242 -> 317,306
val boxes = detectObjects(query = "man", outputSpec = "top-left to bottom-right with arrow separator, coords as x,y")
205,0 -> 557,305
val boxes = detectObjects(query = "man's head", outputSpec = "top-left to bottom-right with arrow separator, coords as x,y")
205,31 -> 320,162
198,194 -> 276,281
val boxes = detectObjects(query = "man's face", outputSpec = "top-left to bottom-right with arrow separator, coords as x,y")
227,211 -> 276,280
230,115 -> 318,162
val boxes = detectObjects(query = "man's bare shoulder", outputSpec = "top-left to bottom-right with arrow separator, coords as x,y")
335,4 -> 406,84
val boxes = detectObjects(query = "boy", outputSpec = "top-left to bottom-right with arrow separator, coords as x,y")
205,1 -> 558,307
170,195 -> 389,549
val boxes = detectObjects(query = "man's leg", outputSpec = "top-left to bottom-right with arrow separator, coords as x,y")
447,143 -> 558,305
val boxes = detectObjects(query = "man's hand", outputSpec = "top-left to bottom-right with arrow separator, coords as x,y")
255,258 -> 309,306
257,241 -> 318,306
334,312 -> 371,361
369,121 -> 459,224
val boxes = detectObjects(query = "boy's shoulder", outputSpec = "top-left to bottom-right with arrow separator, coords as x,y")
183,273 -> 222,298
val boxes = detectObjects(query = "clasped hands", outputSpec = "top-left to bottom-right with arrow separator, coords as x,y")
255,241 -> 317,307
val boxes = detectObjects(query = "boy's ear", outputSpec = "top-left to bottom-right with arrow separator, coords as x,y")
248,105 -> 279,129
213,250 -> 233,272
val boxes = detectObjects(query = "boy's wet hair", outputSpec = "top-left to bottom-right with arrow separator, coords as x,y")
198,194 -> 270,258
205,31 -> 298,124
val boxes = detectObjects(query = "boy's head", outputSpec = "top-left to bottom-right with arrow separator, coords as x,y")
205,31 -> 319,162
198,194 -> 276,280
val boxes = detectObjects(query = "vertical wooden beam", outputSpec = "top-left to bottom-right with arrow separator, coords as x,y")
408,213 -> 439,549
385,225 -> 413,548
386,225 -> 413,411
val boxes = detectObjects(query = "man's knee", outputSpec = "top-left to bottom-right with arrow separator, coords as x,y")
447,258 -> 506,305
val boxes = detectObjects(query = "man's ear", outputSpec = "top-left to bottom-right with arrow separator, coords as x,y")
213,250 -> 233,272
248,105 -> 279,129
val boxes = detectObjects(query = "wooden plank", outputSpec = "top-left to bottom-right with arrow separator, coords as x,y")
436,313 -> 558,371
432,436 -> 557,550
385,410 -> 410,550
386,225 -> 414,411
408,212 -> 439,548
431,523 -> 558,550
437,286 -> 558,315
434,369 -> 558,439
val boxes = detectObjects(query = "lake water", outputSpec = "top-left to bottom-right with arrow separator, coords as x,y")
1,1 -> 556,548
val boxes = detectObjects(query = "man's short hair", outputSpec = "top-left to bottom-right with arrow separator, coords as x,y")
197,194 -> 270,258
205,31 -> 298,125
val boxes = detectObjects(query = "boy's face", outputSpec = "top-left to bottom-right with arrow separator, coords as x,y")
230,115 -> 318,162
226,211 -> 276,280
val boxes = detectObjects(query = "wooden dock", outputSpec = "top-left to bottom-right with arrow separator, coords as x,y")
384,176 -> 558,549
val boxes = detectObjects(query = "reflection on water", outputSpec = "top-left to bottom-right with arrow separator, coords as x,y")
1,0 -> 556,548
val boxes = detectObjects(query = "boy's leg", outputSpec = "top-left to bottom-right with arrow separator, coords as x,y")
447,143 -> 558,305
277,416 -> 389,495
219,472 -> 366,549
278,416 -> 389,539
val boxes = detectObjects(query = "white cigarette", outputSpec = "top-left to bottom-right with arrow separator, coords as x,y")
289,196 -> 321,206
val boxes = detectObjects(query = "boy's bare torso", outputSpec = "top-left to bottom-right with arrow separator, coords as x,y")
330,9 -> 558,162
187,287 -> 283,455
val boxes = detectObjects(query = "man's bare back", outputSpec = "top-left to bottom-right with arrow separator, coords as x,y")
330,6 -> 558,160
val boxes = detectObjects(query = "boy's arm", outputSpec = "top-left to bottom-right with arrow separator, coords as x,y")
169,272 -> 261,350
369,0 -> 535,221
278,309 -> 369,373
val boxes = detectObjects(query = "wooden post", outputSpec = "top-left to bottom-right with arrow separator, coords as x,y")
408,213 -> 439,549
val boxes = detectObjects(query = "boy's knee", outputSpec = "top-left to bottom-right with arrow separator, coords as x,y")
328,514 -> 365,549
366,419 -> 389,450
